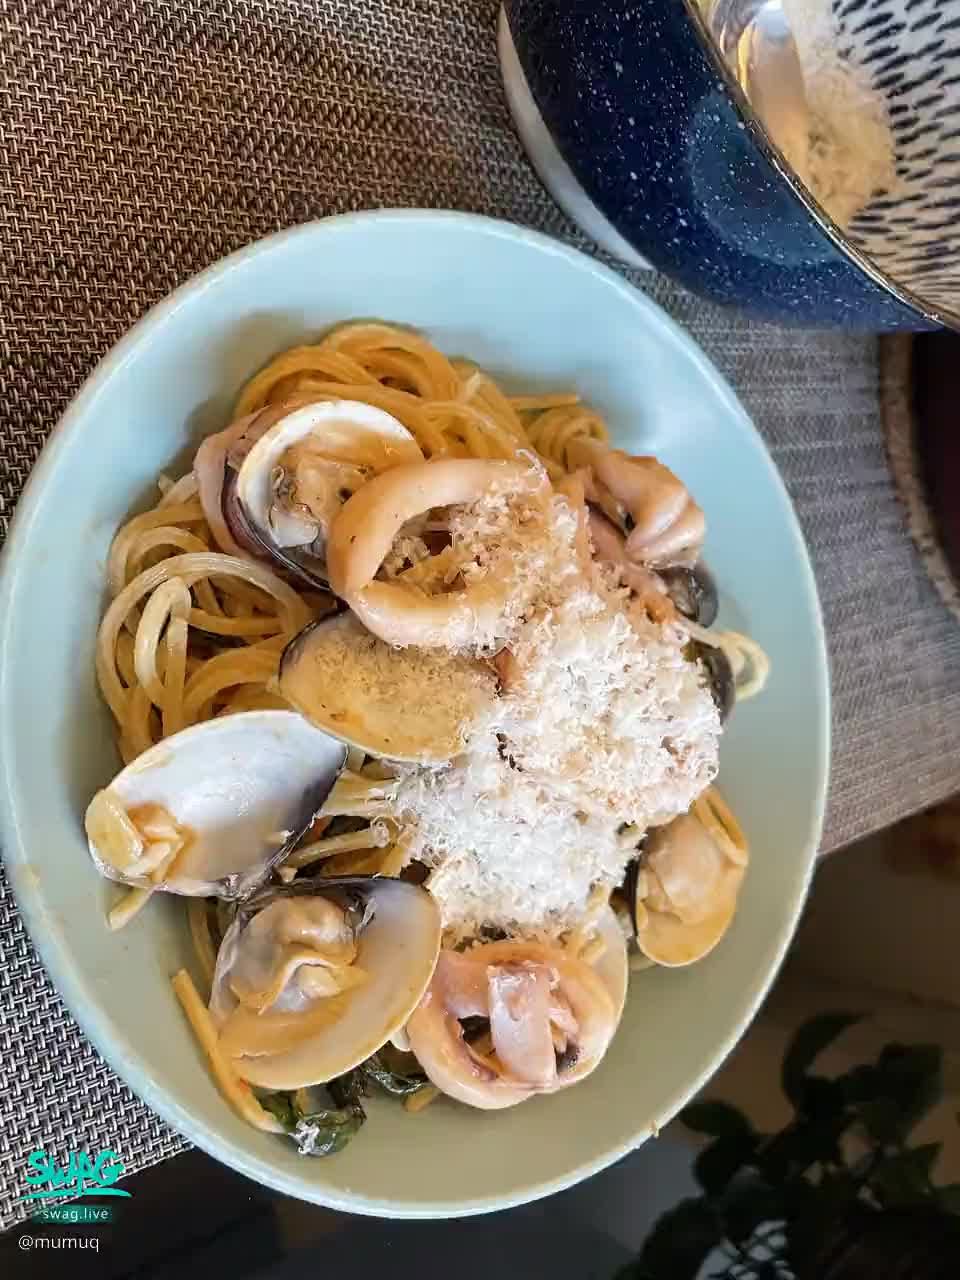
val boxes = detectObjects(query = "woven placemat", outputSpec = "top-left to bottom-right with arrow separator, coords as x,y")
5,0 -> 960,1230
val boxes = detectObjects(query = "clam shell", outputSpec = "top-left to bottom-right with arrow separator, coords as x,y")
232,400 -> 423,588
591,904 -> 629,1020
84,710 -> 346,899
212,876 -> 441,1089
633,811 -> 745,967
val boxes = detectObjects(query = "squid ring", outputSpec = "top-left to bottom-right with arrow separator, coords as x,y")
325,458 -> 538,648
405,940 -> 618,1111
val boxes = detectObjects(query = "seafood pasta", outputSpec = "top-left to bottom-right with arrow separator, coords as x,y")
85,322 -> 768,1152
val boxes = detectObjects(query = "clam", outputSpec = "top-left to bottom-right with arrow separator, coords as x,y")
224,400 -> 423,587
277,613 -> 496,763
210,876 -> 441,1090
84,710 -> 346,898
629,791 -> 748,967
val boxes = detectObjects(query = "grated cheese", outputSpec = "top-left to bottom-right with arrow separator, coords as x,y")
392,485 -> 720,941
396,737 -> 626,942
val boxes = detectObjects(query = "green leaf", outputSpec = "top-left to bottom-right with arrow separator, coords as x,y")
327,1068 -> 368,1109
637,1197 -> 724,1280
857,1098 -> 903,1146
694,1135 -> 758,1196
360,1051 -> 429,1098
786,1171 -> 864,1275
781,1012 -> 862,1107
293,1104 -> 365,1157
937,1183 -> 960,1215
717,1172 -> 783,1245
839,1063 -> 881,1105
871,1144 -> 942,1209
681,1101 -> 755,1140
261,1086 -> 367,1157
259,1091 -> 297,1129
795,1076 -> 846,1120
874,1043 -> 943,1133
758,1111 -> 850,1183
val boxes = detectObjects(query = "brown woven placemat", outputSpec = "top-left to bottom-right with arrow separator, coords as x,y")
4,0 -> 960,1229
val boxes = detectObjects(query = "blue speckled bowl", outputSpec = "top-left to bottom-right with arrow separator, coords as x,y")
501,0 -> 960,329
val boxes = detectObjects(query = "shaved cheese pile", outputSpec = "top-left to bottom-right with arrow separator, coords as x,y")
393,483 -> 721,941
489,589 -> 719,828
447,470 -> 579,651
396,737 -> 625,942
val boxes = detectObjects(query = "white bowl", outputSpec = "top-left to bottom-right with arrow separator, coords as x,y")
0,211 -> 829,1216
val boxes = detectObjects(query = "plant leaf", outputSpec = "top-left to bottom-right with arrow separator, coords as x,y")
781,1012 -> 862,1107
717,1171 -> 783,1245
857,1098 -> 902,1146
874,1043 -> 943,1133
327,1068 -> 368,1108
293,1105 -> 365,1157
636,1197 -> 723,1280
258,1089 -> 366,1157
361,1051 -> 428,1097
695,1135 -> 758,1196
259,1091 -> 297,1129
758,1111 -> 850,1183
839,1063 -> 881,1105
871,1144 -> 942,1209
681,1101 -> 755,1140
937,1183 -> 960,1215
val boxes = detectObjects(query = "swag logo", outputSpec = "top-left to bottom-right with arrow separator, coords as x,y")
20,1148 -> 132,1220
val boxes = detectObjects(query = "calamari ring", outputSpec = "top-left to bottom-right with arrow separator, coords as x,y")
405,940 -> 618,1111
325,458 -> 538,648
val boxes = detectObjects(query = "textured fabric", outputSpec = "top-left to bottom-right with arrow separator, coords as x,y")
2,0 -> 960,1229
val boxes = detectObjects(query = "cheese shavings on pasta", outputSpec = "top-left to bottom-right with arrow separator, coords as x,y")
392,487 -> 720,941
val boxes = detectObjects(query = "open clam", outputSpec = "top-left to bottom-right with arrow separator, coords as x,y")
277,613 -> 496,764
209,400 -> 423,588
630,789 -> 748,967
84,710 -> 346,899
210,876 -> 440,1090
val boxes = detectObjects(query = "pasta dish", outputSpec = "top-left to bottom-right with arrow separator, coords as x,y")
84,322 -> 768,1153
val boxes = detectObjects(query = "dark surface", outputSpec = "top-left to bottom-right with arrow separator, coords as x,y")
505,0 -> 940,329
915,331 -> 960,583
0,1136 -> 699,1279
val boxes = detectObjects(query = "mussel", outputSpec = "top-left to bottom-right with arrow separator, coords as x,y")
210,876 -> 440,1090
689,640 -> 735,723
659,563 -> 718,628
627,792 -> 748,967
277,613 -> 496,763
213,400 -> 423,588
85,711 -> 346,898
